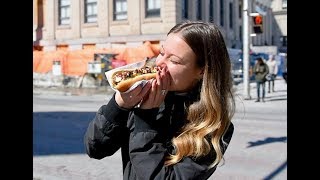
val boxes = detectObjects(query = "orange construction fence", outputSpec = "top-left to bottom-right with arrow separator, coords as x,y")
33,41 -> 160,76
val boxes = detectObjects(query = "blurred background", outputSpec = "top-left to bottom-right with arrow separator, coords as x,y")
33,0 -> 287,88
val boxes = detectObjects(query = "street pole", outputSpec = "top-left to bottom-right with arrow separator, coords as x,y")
242,0 -> 251,100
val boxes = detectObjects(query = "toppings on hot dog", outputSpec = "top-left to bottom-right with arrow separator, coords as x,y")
111,65 -> 159,92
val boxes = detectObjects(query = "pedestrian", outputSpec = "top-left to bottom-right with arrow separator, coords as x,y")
84,21 -> 235,180
266,54 -> 278,93
253,57 -> 269,102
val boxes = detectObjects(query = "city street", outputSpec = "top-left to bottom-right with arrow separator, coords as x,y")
33,79 -> 287,180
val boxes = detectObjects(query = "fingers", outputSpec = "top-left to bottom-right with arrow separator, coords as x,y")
161,66 -> 170,93
115,82 -> 151,109
140,67 -> 170,109
158,66 -> 170,96
139,79 -> 157,109
137,81 -> 152,98
155,70 -> 163,97
129,82 -> 154,104
147,79 -> 158,102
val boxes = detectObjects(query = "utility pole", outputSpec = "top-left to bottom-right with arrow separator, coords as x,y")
242,0 -> 252,100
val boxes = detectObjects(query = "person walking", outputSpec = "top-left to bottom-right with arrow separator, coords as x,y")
83,21 -> 235,180
253,57 -> 269,102
266,55 -> 278,93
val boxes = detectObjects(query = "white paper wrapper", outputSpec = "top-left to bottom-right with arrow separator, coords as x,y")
105,58 -> 157,93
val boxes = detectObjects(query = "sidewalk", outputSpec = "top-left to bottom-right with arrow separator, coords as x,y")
33,85 -> 113,96
234,78 -> 287,103
33,78 -> 287,100
33,78 -> 287,180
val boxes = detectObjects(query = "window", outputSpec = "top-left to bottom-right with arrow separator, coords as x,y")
182,0 -> 188,19
229,3 -> 233,29
196,0 -> 202,20
220,0 -> 224,26
209,0 -> 214,22
239,25 -> 242,41
85,0 -> 97,23
280,36 -> 287,47
282,0 -> 287,9
239,1 -> 242,18
58,0 -> 70,25
56,44 -> 69,51
83,44 -> 96,50
146,0 -> 160,17
114,0 -> 127,20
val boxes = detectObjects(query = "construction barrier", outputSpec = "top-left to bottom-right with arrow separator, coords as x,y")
33,41 -> 159,76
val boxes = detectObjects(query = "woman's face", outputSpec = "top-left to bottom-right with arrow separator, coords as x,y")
156,33 -> 203,92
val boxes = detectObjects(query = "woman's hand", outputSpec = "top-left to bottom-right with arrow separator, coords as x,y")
115,82 -> 152,109
140,66 -> 171,109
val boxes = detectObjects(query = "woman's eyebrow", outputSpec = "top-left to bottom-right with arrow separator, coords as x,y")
162,45 -> 183,60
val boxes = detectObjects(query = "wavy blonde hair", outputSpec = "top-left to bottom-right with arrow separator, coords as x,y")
165,21 -> 235,168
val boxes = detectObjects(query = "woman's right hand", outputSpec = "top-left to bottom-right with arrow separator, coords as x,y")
115,82 -> 152,109
139,66 -> 170,109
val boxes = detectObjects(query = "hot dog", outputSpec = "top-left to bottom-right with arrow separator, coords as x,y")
111,65 -> 159,92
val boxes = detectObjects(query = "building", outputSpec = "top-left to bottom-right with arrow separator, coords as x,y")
33,0 -> 288,61
270,0 -> 287,53
33,0 -> 280,52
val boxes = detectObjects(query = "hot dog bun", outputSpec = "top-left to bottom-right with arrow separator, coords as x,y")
112,69 -> 157,92
113,72 -> 156,92
109,57 -> 158,92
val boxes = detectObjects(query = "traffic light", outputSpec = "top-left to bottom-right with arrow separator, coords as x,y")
252,15 -> 263,34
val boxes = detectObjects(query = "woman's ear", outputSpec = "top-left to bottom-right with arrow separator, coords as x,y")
198,68 -> 204,80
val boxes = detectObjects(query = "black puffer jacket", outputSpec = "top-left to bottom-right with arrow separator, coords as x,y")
84,92 -> 234,180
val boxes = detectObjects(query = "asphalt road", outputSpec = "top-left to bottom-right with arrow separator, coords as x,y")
33,79 -> 287,180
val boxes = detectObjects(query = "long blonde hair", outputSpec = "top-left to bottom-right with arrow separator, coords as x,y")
165,21 -> 235,168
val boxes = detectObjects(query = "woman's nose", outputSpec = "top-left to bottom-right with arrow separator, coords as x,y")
155,54 -> 166,67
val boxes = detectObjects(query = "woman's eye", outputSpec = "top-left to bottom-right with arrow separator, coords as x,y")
170,59 -> 180,64
159,51 -> 164,56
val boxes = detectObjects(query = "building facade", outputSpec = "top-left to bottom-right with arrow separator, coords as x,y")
270,0 -> 287,53
33,0 -> 279,52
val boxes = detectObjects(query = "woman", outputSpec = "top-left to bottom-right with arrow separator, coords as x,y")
84,21 -> 235,180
